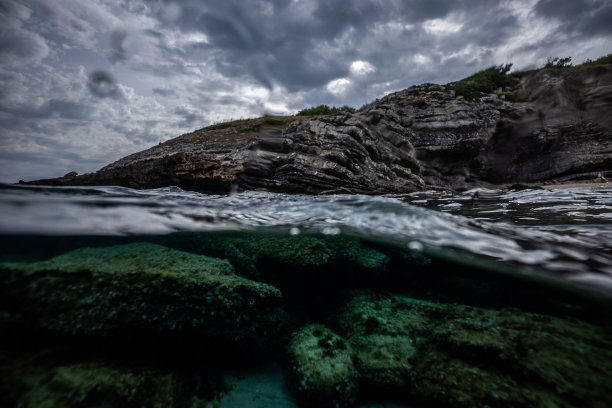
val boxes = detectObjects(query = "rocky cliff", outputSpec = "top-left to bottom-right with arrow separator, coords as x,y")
24,64 -> 612,193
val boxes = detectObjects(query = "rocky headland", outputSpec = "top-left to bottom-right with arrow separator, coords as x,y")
23,63 -> 612,193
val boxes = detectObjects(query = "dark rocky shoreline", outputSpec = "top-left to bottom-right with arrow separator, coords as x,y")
23,64 -> 612,194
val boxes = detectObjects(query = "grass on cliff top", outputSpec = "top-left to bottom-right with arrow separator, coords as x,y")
446,64 -> 524,100
203,105 -> 355,134
204,115 -> 303,133
578,53 -> 612,66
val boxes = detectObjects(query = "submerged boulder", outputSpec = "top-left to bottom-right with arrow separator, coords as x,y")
0,242 -> 284,351
285,324 -> 360,407
11,363 -> 187,408
336,295 -> 433,393
0,342 -> 226,408
335,292 -> 612,408
166,234 -> 390,293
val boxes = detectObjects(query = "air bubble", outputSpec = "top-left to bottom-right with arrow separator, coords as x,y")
408,241 -> 424,251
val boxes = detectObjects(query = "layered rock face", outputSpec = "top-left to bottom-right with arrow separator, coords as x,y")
481,65 -> 612,184
24,64 -> 612,192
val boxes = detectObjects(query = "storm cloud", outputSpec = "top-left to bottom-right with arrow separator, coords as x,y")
0,0 -> 610,182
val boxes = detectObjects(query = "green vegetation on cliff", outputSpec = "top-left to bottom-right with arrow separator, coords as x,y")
446,64 -> 523,100
204,114 -> 302,132
297,104 -> 356,116
446,52 -> 611,101
580,53 -> 612,66
203,106 -> 355,133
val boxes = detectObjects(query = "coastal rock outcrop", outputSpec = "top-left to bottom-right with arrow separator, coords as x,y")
23,64 -> 612,192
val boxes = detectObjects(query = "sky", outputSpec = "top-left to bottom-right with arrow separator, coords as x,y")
1,0 -> 611,183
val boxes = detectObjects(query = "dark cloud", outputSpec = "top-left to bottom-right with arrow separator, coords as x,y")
153,87 -> 178,98
0,27 -> 48,65
174,105 -> 200,127
143,0 -> 518,92
87,70 -> 120,98
534,0 -> 612,36
42,99 -> 92,120
109,28 -> 128,62
0,2 -> 49,66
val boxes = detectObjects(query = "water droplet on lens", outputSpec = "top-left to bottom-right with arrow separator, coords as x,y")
289,227 -> 300,236
408,241 -> 424,251
322,226 -> 341,235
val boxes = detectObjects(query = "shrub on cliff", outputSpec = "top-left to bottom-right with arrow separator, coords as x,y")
297,104 -> 355,116
580,54 -> 612,66
544,56 -> 572,69
446,64 -> 518,100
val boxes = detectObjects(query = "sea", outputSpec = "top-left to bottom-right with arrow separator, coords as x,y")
1,183 -> 612,407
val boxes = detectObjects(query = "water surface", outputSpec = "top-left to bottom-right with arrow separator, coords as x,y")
1,183 -> 612,408
2,183 -> 611,295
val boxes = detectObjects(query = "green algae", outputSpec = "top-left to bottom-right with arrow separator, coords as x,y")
336,295 -> 434,393
286,324 -> 360,408
333,292 -> 612,407
0,344 -> 225,408
169,233 -> 390,274
7,241 -> 235,279
21,363 -> 185,408
201,234 -> 390,284
0,242 -> 284,348
226,235 -> 334,268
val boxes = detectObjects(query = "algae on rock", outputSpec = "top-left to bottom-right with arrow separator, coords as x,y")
334,292 -> 612,408
286,324 -> 360,408
0,344 -> 225,408
19,363 -> 186,408
336,295 -> 435,393
0,242 -> 284,350
187,234 -> 390,292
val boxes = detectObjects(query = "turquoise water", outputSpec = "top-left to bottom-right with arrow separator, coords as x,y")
1,184 -> 611,407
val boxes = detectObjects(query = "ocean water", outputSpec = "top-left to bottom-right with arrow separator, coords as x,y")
1,183 -> 611,407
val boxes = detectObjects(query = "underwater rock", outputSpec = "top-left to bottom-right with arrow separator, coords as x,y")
286,324 -> 359,408
0,242 -> 284,351
0,339 -> 227,408
178,234 -> 390,293
336,294 -> 434,393
224,235 -> 334,268
335,292 -> 612,408
7,362 -> 188,408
